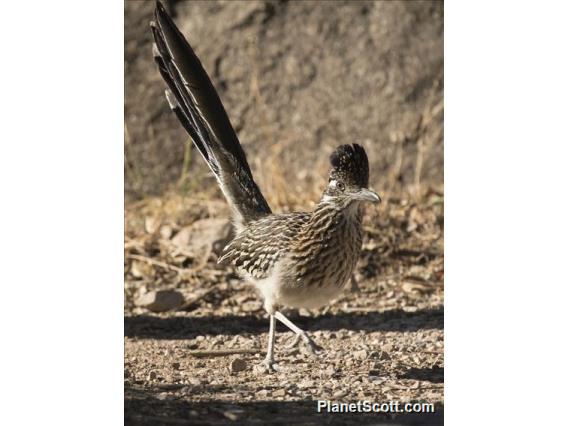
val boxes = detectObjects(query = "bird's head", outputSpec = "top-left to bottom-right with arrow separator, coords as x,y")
322,144 -> 381,204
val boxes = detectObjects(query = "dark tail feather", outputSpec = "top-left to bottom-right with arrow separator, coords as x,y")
151,1 -> 271,229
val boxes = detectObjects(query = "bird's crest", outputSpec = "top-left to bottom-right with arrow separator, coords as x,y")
329,144 -> 369,188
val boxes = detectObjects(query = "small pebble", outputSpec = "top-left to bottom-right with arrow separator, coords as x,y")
222,411 -> 239,421
297,379 -> 314,389
187,377 -> 201,386
273,389 -> 286,397
332,389 -> 348,399
134,289 -> 184,313
256,389 -> 268,398
229,358 -> 247,373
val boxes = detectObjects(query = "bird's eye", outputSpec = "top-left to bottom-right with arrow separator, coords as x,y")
337,182 -> 345,192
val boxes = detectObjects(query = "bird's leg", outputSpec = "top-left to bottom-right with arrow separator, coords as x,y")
274,311 -> 323,355
286,333 -> 304,350
260,314 -> 279,372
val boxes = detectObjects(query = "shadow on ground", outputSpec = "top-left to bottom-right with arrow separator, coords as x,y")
125,307 -> 443,340
125,383 -> 443,426
399,366 -> 444,384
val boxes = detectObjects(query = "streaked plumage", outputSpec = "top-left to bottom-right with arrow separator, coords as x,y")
151,1 -> 381,371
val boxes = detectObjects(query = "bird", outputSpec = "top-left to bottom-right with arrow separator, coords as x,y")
151,1 -> 381,372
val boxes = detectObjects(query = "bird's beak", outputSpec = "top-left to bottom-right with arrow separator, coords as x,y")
355,188 -> 381,203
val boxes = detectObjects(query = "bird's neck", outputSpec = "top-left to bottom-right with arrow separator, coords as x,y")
315,195 -> 359,213
309,198 -> 363,230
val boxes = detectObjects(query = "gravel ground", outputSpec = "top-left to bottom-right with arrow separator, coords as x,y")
125,193 -> 444,425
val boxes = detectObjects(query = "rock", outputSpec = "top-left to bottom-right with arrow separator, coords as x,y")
125,2 -> 443,198
171,218 -> 231,258
256,389 -> 268,398
353,349 -> 368,361
187,377 -> 201,386
297,379 -> 314,389
222,410 -> 239,421
332,389 -> 348,399
172,362 -> 180,370
135,289 -> 184,312
130,260 -> 152,278
229,358 -> 247,373
148,371 -> 157,380
241,300 -> 263,312
273,389 -> 286,397
369,375 -> 387,385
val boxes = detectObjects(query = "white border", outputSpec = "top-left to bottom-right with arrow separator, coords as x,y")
446,1 -> 568,424
1,1 -> 567,424
0,1 -> 123,424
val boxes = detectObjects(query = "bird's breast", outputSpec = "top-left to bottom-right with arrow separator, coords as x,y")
275,206 -> 364,309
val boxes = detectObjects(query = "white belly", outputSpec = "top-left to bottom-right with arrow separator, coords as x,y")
252,261 -> 350,312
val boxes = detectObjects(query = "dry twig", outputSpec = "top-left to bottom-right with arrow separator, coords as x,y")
127,253 -> 185,274
187,349 -> 260,358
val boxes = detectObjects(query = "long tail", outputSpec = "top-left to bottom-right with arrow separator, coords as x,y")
151,1 -> 271,230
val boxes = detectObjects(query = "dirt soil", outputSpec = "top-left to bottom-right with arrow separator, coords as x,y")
125,1 -> 443,424
125,192 -> 443,425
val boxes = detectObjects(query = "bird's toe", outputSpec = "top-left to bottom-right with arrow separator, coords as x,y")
256,358 -> 281,374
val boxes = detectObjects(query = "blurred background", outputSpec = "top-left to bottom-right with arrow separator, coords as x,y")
125,0 -> 443,205
125,1 -> 444,423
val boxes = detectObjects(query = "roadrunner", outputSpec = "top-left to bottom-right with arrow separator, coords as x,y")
151,2 -> 381,371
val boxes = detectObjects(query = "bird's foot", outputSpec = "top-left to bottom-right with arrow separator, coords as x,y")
287,332 -> 324,356
256,357 -> 281,374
